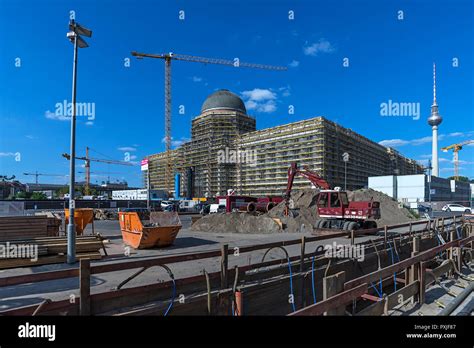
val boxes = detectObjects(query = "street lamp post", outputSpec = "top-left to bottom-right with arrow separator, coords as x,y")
342,152 -> 349,190
66,19 -> 92,264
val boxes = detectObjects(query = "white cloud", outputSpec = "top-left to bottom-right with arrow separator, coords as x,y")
45,110 -> 69,121
241,88 -> 276,102
279,86 -> 291,97
289,60 -> 299,68
303,39 -> 335,56
378,139 -> 409,147
118,146 -> 137,152
241,88 -> 278,114
379,134 -> 451,148
192,76 -> 203,82
85,121 -> 94,126
25,135 -> 37,139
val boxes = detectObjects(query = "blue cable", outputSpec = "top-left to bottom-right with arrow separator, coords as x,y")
311,256 -> 317,304
288,258 -> 296,312
369,281 -> 382,298
163,278 -> 176,316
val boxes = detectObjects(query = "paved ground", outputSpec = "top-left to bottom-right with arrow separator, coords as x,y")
0,215 -> 457,311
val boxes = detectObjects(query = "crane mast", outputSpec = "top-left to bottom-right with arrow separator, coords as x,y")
441,140 -> 474,180
62,147 -> 134,195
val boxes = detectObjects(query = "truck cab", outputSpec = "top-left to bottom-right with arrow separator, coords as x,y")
317,190 -> 380,223
317,190 -> 349,218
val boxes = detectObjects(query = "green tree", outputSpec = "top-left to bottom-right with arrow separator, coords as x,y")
15,191 -> 31,199
447,176 -> 470,182
30,192 -> 48,200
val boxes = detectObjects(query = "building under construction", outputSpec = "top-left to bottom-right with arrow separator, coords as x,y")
145,89 -> 422,198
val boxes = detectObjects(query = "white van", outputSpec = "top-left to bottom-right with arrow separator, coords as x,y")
210,204 -> 225,214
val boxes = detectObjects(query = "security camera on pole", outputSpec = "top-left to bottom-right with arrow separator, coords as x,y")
342,152 -> 349,190
66,19 -> 92,264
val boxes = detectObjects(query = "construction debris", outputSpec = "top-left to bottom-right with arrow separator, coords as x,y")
94,209 -> 118,220
192,188 -> 418,234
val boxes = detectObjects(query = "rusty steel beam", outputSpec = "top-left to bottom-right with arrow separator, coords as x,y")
289,283 -> 368,316
0,268 -> 79,288
344,235 -> 473,291
91,250 -> 222,275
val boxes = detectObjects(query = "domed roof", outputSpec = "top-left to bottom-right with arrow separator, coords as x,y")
201,89 -> 247,114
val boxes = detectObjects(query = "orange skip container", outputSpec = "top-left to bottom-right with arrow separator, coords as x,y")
65,208 -> 95,236
119,211 -> 182,249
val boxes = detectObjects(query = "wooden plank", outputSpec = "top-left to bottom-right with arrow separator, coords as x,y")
356,298 -> 386,316
220,244 -> 228,289
80,259 -> 91,315
0,252 -> 101,270
323,271 -> 346,315
384,280 -> 420,313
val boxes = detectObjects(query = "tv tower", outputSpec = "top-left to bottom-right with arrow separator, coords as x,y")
427,63 -> 442,177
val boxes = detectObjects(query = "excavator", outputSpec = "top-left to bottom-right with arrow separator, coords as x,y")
285,162 -> 380,230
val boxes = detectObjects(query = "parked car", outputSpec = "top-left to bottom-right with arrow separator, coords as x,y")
161,200 -> 174,209
417,205 -> 432,213
441,204 -> 471,213
209,204 -> 226,214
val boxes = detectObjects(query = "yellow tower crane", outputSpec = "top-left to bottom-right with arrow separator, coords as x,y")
130,51 -> 287,194
441,140 -> 474,180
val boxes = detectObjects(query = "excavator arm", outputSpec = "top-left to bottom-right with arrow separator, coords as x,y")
285,162 -> 331,199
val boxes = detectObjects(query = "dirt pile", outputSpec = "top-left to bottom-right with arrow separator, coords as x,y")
267,189 -> 320,233
191,212 -> 281,234
347,188 -> 417,226
191,188 -> 418,234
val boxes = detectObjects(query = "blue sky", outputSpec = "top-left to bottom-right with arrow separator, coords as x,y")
1,0 -> 473,187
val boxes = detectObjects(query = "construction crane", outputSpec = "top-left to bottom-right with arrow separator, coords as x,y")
23,172 -> 67,185
441,140 -> 474,180
62,147 -> 134,195
131,51 -> 287,193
